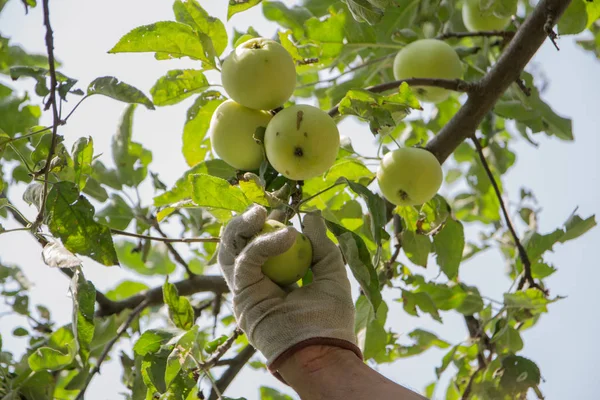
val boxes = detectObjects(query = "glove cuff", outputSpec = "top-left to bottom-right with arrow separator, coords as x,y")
267,337 -> 363,385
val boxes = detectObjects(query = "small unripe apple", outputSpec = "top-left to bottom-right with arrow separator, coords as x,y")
462,0 -> 511,32
377,148 -> 443,206
221,38 -> 296,111
264,104 -> 340,181
393,39 -> 463,103
259,220 -> 312,285
208,100 -> 271,171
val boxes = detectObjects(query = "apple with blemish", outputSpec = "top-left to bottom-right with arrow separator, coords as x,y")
221,37 -> 296,111
259,220 -> 312,285
264,104 -> 340,181
208,99 -> 271,171
377,147 -> 443,206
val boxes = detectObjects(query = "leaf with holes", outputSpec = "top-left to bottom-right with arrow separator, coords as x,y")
87,76 -> 154,109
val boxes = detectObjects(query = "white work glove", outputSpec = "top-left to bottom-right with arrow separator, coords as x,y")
217,205 -> 362,375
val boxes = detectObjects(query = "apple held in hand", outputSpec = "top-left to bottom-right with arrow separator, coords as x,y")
259,220 -> 312,285
462,0 -> 511,32
393,39 -> 463,103
208,100 -> 271,171
377,147 -> 443,206
221,38 -> 296,111
264,104 -> 340,181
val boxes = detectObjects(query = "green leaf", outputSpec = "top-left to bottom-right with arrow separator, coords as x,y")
433,219 -> 464,280
12,294 -> 29,314
154,159 -> 236,207
165,326 -> 198,387
19,371 -> 55,400
499,355 -> 541,394
492,323 -> 523,354
239,178 -> 270,206
402,230 -> 430,267
112,104 -> 152,187
173,0 -> 227,55
0,95 -> 41,136
354,296 -> 388,359
116,241 -> 176,276
182,90 -> 225,166
28,345 -> 74,371
45,181 -> 119,266
558,0 -> 588,35
13,326 -> 28,336
395,329 -> 450,358
345,0 -> 384,24
191,173 -> 251,212
342,179 -> 387,249
109,21 -> 217,68
503,289 -> 553,313
560,212 -> 596,243
72,136 -> 94,190
305,11 -> 346,60
205,334 -> 228,354
150,69 -> 209,106
134,329 -> 176,356
106,280 -> 150,301
401,290 -> 441,322
141,348 -> 169,394
163,280 -> 195,330
87,76 -> 154,109
9,65 -> 49,96
263,1 -> 313,38
260,386 -> 294,400
418,195 -> 450,234
96,194 -> 135,230
92,160 -> 122,190
325,220 -> 382,311
70,269 -> 96,364
338,85 -> 420,134
530,262 -> 557,279
228,0 -> 262,19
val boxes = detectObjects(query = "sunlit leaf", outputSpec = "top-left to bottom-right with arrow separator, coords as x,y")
150,69 -> 209,106
433,219 -> 464,280
70,269 -> 96,364
228,0 -> 262,19
191,173 -> 251,212
163,280 -> 195,330
87,76 -> 154,109
45,182 -> 118,266
182,90 -> 225,166
173,0 -> 227,55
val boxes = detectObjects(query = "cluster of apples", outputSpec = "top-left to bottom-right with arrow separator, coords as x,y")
214,1 -> 511,284
210,38 -> 340,182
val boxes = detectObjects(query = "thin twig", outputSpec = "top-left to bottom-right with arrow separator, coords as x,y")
296,182 -> 345,209
437,30 -> 516,40
111,228 -> 220,243
328,78 -> 474,117
76,299 -> 150,400
34,0 -> 60,228
96,275 -> 228,317
470,136 -> 545,294
297,54 -> 395,89
208,345 -> 257,400
152,222 -> 195,277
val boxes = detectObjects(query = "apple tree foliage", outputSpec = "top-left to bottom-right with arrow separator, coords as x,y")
0,0 -> 599,399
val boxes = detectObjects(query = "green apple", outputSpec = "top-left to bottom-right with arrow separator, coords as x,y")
377,147 -> 443,206
462,0 -> 512,32
259,220 -> 312,285
393,39 -> 463,103
221,37 -> 296,111
208,99 -> 271,171
264,104 -> 340,181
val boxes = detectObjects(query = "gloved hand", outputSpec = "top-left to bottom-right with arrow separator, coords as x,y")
217,205 -> 362,375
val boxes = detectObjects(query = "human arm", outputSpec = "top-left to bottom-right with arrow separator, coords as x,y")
278,345 -> 428,400
217,205 -> 429,399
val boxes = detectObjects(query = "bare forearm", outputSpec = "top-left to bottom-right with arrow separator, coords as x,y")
278,346 -> 429,400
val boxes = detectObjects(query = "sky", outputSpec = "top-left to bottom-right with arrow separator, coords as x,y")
0,1 -> 599,399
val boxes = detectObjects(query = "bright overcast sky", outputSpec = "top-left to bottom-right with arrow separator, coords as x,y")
0,1 -> 599,399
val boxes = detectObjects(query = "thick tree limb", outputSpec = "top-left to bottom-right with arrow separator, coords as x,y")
96,275 -> 228,317
208,345 -> 257,400
426,0 -> 573,163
